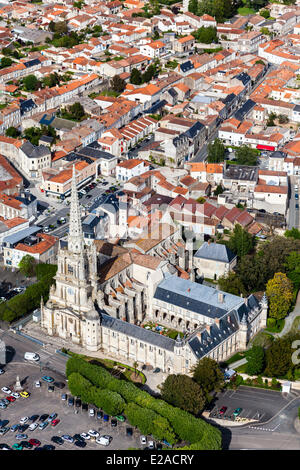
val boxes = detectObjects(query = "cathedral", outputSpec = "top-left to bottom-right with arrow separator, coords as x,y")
41,165 -> 268,375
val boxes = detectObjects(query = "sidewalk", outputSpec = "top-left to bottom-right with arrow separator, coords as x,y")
277,290 -> 300,338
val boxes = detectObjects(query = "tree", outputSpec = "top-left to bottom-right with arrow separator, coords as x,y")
23,74 -> 39,92
207,138 -> 226,163
227,224 -> 255,258
285,227 -> 300,239
285,251 -> 300,290
192,357 -> 224,395
192,26 -> 218,44
218,271 -> 246,296
5,127 -> 20,138
188,0 -> 198,14
0,57 -> 12,69
245,346 -> 265,376
18,255 -> 36,277
130,68 -> 142,85
235,145 -> 258,166
264,337 -> 294,377
69,102 -> 85,120
278,114 -> 289,124
266,111 -> 276,126
214,184 -> 224,196
142,64 -> 156,83
110,75 -> 126,94
266,272 -> 293,321
160,375 -> 206,415
260,9 -> 270,18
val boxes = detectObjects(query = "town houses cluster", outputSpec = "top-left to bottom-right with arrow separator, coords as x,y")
0,0 -> 299,373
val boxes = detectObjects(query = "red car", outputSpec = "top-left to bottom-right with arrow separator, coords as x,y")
51,419 -> 60,427
219,406 -> 227,415
29,439 -> 41,447
7,396 -> 16,402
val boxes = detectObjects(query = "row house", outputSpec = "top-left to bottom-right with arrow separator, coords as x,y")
140,40 -> 166,58
116,159 -> 150,182
4,232 -> 58,268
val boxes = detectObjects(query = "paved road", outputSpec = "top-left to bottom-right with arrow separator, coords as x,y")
277,290 -> 300,338
0,329 -> 68,376
288,180 -> 300,230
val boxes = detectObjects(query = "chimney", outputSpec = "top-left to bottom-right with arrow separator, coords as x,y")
218,292 -> 224,303
214,317 -> 220,326
244,297 -> 248,306
205,324 -> 211,334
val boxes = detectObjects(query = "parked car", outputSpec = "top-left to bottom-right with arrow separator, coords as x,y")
80,432 -> 90,440
0,369 -> 4,375
29,415 -> 39,422
48,413 -> 57,422
54,381 -> 65,389
74,440 -> 86,448
29,439 -> 41,447
61,434 -> 74,443
96,435 -> 112,446
51,436 -> 64,446
10,424 -> 20,432
219,406 -> 227,415
48,385 -> 54,393
34,381 -> 41,388
38,421 -> 48,430
20,441 -> 33,449
12,443 -> 23,450
0,427 -> 9,436
1,387 -> 11,394
148,441 -> 155,449
88,429 -> 99,438
43,444 -> 55,451
126,427 -> 133,437
29,423 -> 38,431
111,419 -> 117,427
20,417 -> 29,425
6,396 -> 15,402
89,408 -> 95,417
68,397 -> 74,406
233,407 -> 242,418
16,433 -> 28,440
20,391 -> 30,399
115,415 -> 125,422
61,393 -> 67,401
103,414 -> 109,422
153,368 -> 160,373
39,414 -> 49,422
51,419 -> 60,427
41,376 -> 54,383
140,435 -> 147,445
96,411 -> 103,420
75,398 -> 81,408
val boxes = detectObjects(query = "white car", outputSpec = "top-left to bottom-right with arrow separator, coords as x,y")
96,435 -> 112,446
29,422 -> 38,431
1,387 -> 11,394
140,435 -> 147,445
11,392 -> 20,399
148,441 -> 155,449
19,416 -> 29,424
0,369 -> 4,375
89,408 -> 95,417
80,432 -> 90,440
88,429 -> 99,438
35,381 -> 41,388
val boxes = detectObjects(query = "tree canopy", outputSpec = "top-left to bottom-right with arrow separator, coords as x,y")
234,145 -> 258,166
227,224 -> 255,258
160,374 -> 206,415
245,346 -> 265,375
18,255 -> 36,277
192,357 -> 224,395
207,138 -> 226,163
192,26 -> 218,44
266,272 -> 293,321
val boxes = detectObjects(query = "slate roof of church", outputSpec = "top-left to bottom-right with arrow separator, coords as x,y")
100,313 -> 175,351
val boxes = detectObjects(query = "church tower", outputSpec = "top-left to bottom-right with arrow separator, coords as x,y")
41,164 -> 100,347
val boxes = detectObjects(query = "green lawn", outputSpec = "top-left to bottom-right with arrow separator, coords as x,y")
238,6 -> 255,15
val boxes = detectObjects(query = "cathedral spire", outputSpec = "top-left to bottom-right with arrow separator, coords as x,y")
68,164 -> 84,254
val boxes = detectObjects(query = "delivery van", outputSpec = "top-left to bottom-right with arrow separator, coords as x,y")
24,352 -> 40,362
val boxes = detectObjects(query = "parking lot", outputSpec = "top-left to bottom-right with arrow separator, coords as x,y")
209,386 -> 295,424
0,365 -> 141,450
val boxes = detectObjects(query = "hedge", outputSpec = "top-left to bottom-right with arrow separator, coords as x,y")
66,356 -> 221,450
68,372 -> 125,416
0,263 -> 57,323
